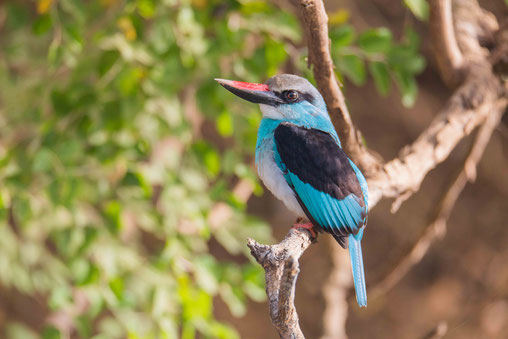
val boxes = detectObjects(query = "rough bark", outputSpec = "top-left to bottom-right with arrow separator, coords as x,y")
247,229 -> 313,339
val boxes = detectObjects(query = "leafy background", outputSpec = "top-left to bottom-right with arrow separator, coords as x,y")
2,0 -> 507,339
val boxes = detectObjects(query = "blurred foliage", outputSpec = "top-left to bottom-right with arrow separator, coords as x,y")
329,19 -> 426,107
0,0 -> 425,338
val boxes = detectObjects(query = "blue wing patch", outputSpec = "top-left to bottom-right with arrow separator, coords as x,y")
286,170 -> 365,236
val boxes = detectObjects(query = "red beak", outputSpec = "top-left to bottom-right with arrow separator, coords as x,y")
215,78 -> 283,106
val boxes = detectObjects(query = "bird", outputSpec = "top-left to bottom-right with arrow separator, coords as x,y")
215,74 -> 369,307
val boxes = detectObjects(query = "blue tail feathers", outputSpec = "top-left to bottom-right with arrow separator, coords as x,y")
348,233 -> 367,307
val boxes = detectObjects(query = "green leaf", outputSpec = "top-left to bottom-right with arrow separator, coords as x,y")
265,39 -> 287,75
388,46 -> 426,74
404,0 -> 429,21
72,259 -> 99,285
51,90 -> 73,116
357,28 -> 392,54
369,62 -> 390,96
337,54 -> 366,86
330,25 -> 355,48
209,322 -> 240,339
204,149 -> 221,177
216,111 -> 234,137
48,286 -> 73,310
394,70 -> 418,107
42,326 -> 61,339
219,284 -> 246,317
32,148 -> 53,172
109,277 -> 124,300
32,14 -> 52,35
404,28 -> 421,52
98,51 -> 120,77
137,0 -> 156,18
104,201 -> 122,234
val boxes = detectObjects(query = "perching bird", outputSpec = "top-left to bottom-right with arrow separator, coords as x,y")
216,74 -> 369,307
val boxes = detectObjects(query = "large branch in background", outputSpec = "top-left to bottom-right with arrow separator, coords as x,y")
367,66 -> 505,211
247,229 -> 314,339
292,0 -> 382,174
292,0 -> 504,212
429,0 -> 464,87
368,0 -> 505,211
370,103 -> 507,300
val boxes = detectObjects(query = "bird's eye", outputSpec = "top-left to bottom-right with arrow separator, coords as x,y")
284,90 -> 299,102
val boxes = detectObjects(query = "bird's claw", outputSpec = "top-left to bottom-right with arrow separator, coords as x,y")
291,222 -> 317,239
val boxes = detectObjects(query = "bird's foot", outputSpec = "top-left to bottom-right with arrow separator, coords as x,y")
291,222 -> 317,239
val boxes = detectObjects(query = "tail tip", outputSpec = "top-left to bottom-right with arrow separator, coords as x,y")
356,297 -> 367,308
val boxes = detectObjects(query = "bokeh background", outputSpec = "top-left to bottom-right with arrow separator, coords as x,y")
0,0 -> 507,338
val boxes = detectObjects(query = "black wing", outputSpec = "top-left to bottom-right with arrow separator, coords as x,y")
273,122 -> 367,242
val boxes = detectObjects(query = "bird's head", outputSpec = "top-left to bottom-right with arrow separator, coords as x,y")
216,74 -> 330,127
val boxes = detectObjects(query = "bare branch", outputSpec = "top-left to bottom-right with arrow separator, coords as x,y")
370,104 -> 506,300
453,0 -> 498,61
247,229 -> 314,338
368,66 -> 506,210
429,0 -> 464,87
368,0 -> 507,210
291,0 -> 382,174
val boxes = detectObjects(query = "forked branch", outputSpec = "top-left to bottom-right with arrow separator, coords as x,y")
370,102 -> 507,300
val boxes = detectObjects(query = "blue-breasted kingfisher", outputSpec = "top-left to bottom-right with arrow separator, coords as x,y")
216,74 -> 368,307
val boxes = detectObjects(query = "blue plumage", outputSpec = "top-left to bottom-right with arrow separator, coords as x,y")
216,74 -> 369,307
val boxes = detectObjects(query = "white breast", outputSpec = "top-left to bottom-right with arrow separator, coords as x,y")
257,139 -> 306,218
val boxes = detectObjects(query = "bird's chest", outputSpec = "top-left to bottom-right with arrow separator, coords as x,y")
256,138 -> 305,217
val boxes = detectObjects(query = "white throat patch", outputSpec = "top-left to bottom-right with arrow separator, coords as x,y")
259,104 -> 284,120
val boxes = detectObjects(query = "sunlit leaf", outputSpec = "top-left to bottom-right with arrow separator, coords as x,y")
328,9 -> 350,26
404,0 -> 429,21
216,111 -> 234,137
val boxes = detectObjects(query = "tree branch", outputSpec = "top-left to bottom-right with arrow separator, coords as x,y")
429,0 -> 465,87
370,103 -> 506,300
368,65 -> 505,211
247,228 -> 314,339
292,0 -> 382,174
292,0 -> 505,212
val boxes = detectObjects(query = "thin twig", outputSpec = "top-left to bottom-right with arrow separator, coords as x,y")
370,104 -> 506,300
